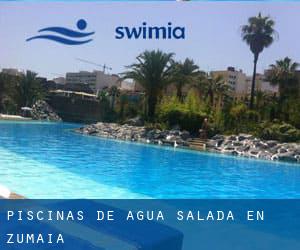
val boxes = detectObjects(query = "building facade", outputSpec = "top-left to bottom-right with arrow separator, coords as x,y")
1,68 -> 24,76
211,67 -> 278,99
211,67 -> 248,98
245,73 -> 278,96
65,70 -> 121,92
53,77 -> 66,85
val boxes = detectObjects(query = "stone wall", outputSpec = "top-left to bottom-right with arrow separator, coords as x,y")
75,122 -> 191,147
75,123 -> 300,164
207,134 -> 300,163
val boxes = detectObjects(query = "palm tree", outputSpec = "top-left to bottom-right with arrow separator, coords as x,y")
0,73 -> 7,112
97,89 -> 109,102
172,58 -> 199,101
16,70 -> 44,107
0,73 -> 19,113
241,13 -> 276,109
108,85 -> 120,110
191,71 -> 207,100
205,74 -> 229,109
267,57 -> 299,100
122,50 -> 174,119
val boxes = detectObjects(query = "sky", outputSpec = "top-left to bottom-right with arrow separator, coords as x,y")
0,2 -> 300,79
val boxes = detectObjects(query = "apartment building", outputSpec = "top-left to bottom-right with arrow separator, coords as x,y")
65,70 -> 121,92
211,67 -> 248,98
1,68 -> 24,76
212,67 -> 278,99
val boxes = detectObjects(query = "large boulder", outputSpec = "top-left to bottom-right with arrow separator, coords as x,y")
31,100 -> 62,122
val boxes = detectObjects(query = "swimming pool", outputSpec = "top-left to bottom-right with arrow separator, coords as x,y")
0,121 -> 299,198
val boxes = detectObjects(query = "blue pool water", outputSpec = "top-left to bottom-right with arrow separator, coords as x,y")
0,121 -> 299,198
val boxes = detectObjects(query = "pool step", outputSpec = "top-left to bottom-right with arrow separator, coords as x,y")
189,138 -> 207,150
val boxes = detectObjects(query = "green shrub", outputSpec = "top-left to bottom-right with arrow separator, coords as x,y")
157,95 -> 207,133
228,103 -> 260,133
287,99 -> 300,129
258,122 -> 300,142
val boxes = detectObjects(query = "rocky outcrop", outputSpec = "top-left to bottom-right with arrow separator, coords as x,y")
208,134 -> 300,163
75,122 -> 191,147
31,100 -> 62,122
75,123 -> 300,164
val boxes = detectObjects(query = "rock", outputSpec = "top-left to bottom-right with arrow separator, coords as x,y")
231,151 -> 239,156
237,134 -> 253,141
228,135 -> 237,141
169,130 -> 181,136
254,141 -> 269,150
125,116 -> 144,126
215,139 -> 224,147
207,140 -> 219,148
233,141 -> 243,147
75,124 -> 300,164
211,134 -> 225,140
259,151 -> 272,160
223,146 -> 235,151
277,152 -> 297,162
278,148 -> 288,154
31,100 -> 62,122
236,145 -> 250,152
180,131 -> 191,140
249,150 -> 260,156
75,122 -> 193,149
266,140 -> 278,148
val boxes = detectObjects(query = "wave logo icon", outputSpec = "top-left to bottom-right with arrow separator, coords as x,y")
26,19 -> 94,45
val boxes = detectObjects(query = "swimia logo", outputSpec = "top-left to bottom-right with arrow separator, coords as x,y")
115,22 -> 185,40
26,19 -> 95,45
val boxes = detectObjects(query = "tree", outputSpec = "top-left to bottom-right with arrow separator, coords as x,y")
267,57 -> 299,122
108,85 -> 120,110
267,57 -> 299,100
0,73 -> 21,113
16,70 -> 44,107
122,50 -> 174,119
0,73 -> 8,112
205,74 -> 229,109
97,89 -> 109,103
172,58 -> 199,101
241,13 -> 276,109
191,71 -> 208,100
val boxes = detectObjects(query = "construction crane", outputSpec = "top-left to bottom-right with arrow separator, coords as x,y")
75,58 -> 112,74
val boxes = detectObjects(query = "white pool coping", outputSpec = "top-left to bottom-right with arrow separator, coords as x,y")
0,184 -> 11,199
0,114 -> 32,121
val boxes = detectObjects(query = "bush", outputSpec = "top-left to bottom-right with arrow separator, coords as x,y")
159,109 -> 206,133
157,94 -> 207,133
228,103 -> 260,133
258,122 -> 300,142
287,99 -> 300,129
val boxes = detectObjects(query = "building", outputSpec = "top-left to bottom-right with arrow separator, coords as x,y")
65,70 -> 120,93
53,77 -> 66,85
120,80 -> 144,92
120,80 -> 135,91
1,68 -> 24,76
211,67 -> 278,99
211,67 -> 248,98
245,73 -> 278,96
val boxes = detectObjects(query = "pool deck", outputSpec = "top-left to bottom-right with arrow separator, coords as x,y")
0,114 -> 32,121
